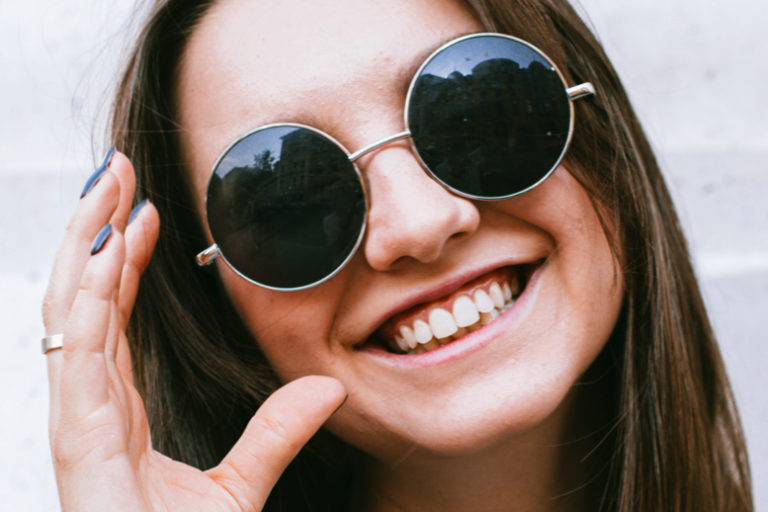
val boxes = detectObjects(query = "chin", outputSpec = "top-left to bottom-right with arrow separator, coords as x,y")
330,339 -> 586,463
327,257 -> 620,463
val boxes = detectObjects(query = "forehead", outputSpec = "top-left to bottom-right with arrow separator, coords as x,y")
176,0 -> 481,188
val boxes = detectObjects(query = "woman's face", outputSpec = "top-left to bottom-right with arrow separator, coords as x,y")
177,0 -> 624,459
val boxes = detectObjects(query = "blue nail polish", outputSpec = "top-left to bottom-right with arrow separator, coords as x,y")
91,224 -> 113,255
128,199 -> 149,225
80,147 -> 116,198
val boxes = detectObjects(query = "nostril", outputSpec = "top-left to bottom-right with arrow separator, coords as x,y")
389,255 -> 412,269
364,198 -> 480,270
449,231 -> 471,244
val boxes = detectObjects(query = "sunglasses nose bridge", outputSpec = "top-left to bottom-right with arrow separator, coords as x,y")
348,130 -> 412,163
360,144 -> 481,271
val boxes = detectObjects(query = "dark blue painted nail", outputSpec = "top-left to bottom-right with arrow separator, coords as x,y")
80,147 -> 116,198
91,224 -> 113,255
128,199 -> 148,225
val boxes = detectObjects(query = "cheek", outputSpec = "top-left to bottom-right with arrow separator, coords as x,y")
502,167 -> 618,275
217,264 -> 345,379
499,167 -> 624,351
550,172 -> 624,364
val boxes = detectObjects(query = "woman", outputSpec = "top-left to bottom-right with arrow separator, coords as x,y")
41,0 -> 753,510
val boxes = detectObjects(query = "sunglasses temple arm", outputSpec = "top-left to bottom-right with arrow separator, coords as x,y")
196,244 -> 220,266
349,130 -> 412,162
567,82 -> 595,101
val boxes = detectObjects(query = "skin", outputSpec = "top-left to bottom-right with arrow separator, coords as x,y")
179,0 -> 623,510
42,0 -> 623,510
43,155 -> 347,512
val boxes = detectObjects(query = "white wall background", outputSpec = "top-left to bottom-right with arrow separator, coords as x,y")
0,0 -> 765,509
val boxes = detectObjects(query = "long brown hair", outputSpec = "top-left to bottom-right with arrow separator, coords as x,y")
109,0 -> 753,510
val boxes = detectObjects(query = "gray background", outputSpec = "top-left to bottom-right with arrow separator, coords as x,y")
1,0 -> 765,509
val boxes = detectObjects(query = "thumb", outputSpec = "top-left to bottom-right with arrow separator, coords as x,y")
206,375 -> 347,511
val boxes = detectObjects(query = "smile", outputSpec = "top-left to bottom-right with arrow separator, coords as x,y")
372,264 -> 539,355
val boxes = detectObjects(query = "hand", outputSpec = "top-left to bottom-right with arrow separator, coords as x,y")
41,151 -> 347,512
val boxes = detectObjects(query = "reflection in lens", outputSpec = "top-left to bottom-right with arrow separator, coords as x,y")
408,35 -> 571,198
207,126 -> 365,289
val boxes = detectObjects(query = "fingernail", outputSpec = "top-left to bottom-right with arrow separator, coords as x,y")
332,393 -> 349,416
91,224 -> 113,255
80,146 -> 116,198
128,199 -> 149,225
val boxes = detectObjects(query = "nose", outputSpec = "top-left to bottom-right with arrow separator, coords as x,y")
360,144 -> 480,271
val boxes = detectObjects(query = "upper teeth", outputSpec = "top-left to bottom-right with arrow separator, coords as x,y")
429,308 -> 458,338
453,296 -> 479,327
392,280 -> 516,353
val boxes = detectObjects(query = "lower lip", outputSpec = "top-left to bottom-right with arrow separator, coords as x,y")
358,262 -> 545,369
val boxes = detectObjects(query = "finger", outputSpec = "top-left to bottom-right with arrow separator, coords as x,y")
44,170 -> 120,409
43,151 -> 136,336
207,376 -> 347,511
42,170 -> 120,336
114,199 -> 160,384
106,152 -> 137,233
58,226 -> 126,421
117,199 -> 160,331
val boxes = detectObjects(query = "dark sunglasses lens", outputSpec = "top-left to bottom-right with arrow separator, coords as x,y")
408,35 -> 571,198
206,126 -> 365,289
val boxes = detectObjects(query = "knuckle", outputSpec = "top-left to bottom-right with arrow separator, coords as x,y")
63,216 -> 78,238
49,431 -> 79,472
41,294 -> 54,328
212,470 -> 261,512
78,256 -> 121,300
62,212 -> 93,245
256,415 -> 298,452
50,418 -> 121,473
77,272 -> 98,295
41,286 -> 65,333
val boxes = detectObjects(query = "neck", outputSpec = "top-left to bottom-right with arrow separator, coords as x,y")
356,385 -> 611,512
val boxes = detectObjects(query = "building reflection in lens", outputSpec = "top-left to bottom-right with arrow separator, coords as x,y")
409,37 -> 570,198
207,127 -> 365,288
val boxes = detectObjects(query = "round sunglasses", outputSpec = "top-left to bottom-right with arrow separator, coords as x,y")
196,33 -> 595,291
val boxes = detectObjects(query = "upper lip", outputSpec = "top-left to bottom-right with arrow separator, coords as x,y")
355,256 -> 542,347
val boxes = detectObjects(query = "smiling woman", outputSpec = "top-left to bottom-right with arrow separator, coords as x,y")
40,0 -> 753,511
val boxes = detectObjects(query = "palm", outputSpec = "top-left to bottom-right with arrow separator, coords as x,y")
78,349 -> 247,512
43,152 -> 346,512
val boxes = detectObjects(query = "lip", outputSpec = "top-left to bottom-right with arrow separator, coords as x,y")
355,256 -> 547,362
358,259 -> 546,368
